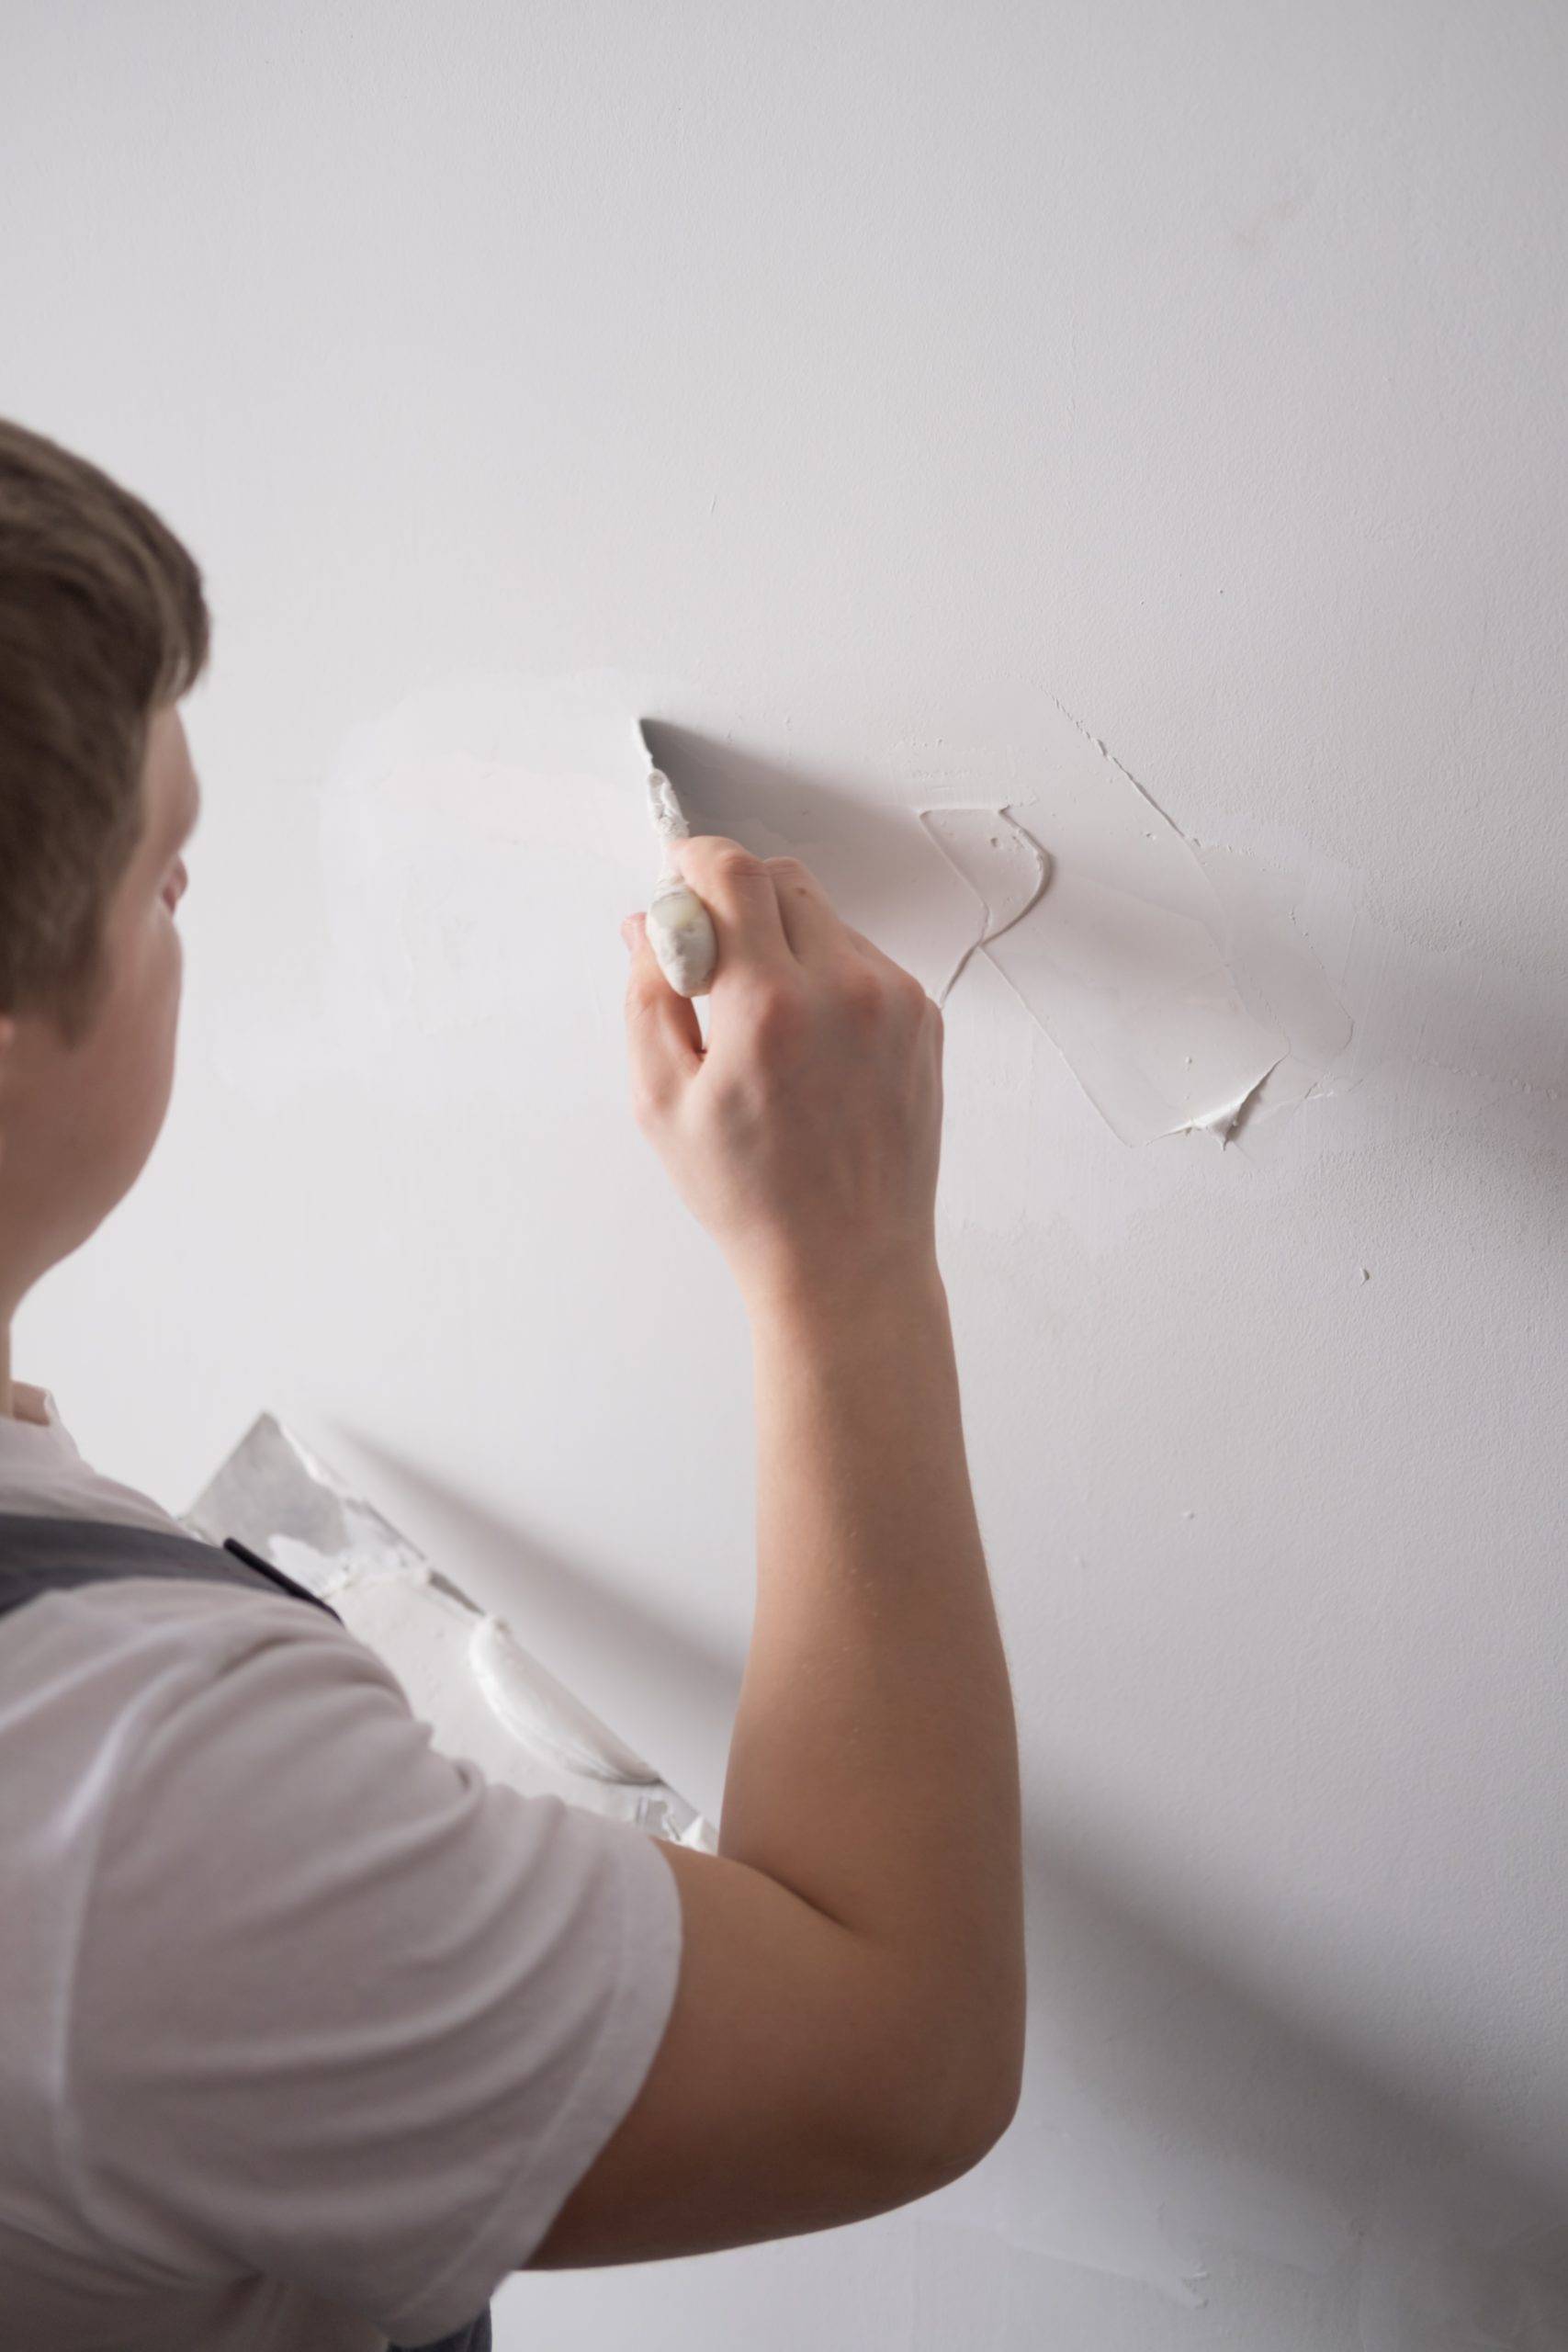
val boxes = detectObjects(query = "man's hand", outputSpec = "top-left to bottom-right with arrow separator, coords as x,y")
622,839 -> 943,1308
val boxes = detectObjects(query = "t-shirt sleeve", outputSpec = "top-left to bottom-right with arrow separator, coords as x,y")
61,1595 -> 684,2343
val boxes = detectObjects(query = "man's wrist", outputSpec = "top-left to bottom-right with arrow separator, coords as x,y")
739,1247 -> 949,1347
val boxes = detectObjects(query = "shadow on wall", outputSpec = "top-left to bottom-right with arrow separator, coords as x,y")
639,718 -> 907,859
638,719 -> 982,1001
331,1419 -> 1568,2338
1003,1821 -> 1568,2334
1325,905 -> 1568,1165
329,1422 -> 742,1750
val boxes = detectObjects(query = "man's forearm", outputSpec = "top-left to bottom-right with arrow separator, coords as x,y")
718,1257 -> 1025,2132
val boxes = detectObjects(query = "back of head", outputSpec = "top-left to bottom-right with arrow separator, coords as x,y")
0,420 -> 210,1048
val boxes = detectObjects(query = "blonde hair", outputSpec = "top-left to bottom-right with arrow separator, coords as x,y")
0,418 -> 210,1045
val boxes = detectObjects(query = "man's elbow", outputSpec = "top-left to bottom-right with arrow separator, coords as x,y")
932,2049 -> 1024,2185
886,2022 -> 1025,2201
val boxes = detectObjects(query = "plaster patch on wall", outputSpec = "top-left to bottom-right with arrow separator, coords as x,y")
915,702 -> 1353,1146
1193,846 -> 1355,1131
217,672 -> 1354,1165
313,673 -> 671,1045
917,807 -> 1051,1006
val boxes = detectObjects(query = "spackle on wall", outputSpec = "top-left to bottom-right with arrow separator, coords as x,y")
913,697 -> 1349,1146
309,674 -> 671,1052
917,807 -> 1051,1006
1191,844 -> 1354,1130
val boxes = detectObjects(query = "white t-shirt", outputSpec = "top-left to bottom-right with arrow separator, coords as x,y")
0,1382 -> 684,2351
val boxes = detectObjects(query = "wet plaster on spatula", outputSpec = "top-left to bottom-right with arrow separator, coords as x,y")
917,699 -> 1348,1147
182,1409 -> 717,1848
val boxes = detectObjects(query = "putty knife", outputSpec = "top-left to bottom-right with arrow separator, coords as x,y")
638,719 -> 718,996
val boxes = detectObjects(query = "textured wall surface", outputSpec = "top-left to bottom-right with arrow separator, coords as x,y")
6,4 -> 1566,2343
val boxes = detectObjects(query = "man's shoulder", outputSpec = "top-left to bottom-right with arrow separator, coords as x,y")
0,1550 -> 387,1759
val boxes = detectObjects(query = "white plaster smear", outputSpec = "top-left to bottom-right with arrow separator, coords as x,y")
918,702 -> 1352,1146
293,673 -> 675,1065
220,675 -> 1349,1160
917,807 -> 1052,1008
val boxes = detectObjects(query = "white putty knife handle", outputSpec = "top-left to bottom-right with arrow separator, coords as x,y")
647,872 -> 717,998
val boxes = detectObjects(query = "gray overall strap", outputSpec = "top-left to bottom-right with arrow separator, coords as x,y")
386,2322 -> 491,2351
0,1510 -> 491,2352
0,1511 -> 345,1618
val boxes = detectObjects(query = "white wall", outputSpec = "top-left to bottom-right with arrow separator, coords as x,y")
6,3 -> 1567,2342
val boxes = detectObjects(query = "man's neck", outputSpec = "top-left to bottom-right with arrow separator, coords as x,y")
0,1321 -> 12,1419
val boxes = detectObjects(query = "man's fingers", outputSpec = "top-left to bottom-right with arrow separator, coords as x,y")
670,836 -> 793,979
762,855 -> 849,967
843,923 -> 915,982
623,912 -> 702,1114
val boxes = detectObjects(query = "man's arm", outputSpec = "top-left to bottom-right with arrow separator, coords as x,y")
528,842 -> 1024,2266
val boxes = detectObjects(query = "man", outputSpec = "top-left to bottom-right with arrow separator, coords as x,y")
0,416 -> 1024,2350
